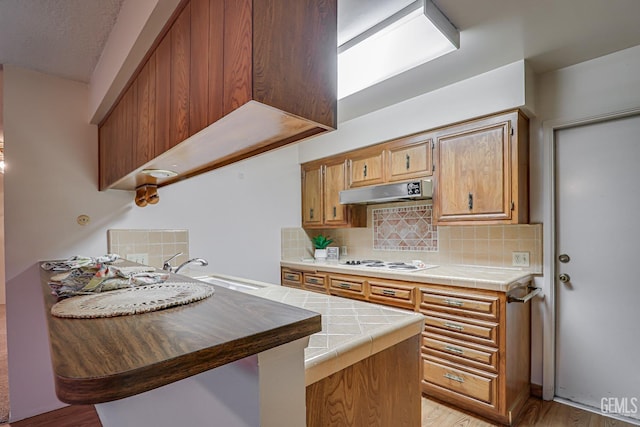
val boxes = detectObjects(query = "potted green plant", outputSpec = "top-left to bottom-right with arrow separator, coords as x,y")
312,234 -> 333,262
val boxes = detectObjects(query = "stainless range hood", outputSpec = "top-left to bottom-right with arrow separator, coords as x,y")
339,179 -> 433,204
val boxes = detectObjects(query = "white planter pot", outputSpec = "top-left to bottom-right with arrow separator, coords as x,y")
314,249 -> 327,263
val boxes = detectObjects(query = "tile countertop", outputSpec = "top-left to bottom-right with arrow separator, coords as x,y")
281,259 -> 534,293
193,273 -> 425,387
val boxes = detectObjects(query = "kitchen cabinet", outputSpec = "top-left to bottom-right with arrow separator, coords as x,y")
420,285 -> 530,425
301,160 -> 366,229
434,110 -> 529,225
387,136 -> 433,182
99,0 -> 337,194
347,147 -> 385,188
280,266 -> 531,425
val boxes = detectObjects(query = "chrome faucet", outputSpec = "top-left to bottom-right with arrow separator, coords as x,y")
162,253 -> 209,273
162,252 -> 183,272
175,258 -> 208,274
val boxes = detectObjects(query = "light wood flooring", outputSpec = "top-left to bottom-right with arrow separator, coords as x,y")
2,396 -> 636,426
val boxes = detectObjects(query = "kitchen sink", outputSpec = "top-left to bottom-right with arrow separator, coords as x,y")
194,275 -> 266,292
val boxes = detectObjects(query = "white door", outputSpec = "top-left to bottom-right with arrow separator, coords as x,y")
555,114 -> 640,422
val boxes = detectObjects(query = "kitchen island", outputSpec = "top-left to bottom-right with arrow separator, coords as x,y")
39,266 -> 321,427
40,266 -> 425,427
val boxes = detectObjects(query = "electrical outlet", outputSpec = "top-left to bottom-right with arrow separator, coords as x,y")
127,253 -> 149,265
341,246 -> 348,256
512,252 -> 530,267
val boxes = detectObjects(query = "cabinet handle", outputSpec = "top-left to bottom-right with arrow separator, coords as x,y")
444,322 -> 464,331
382,289 -> 396,296
308,278 -> 318,284
338,283 -> 352,289
406,154 -> 410,170
310,208 -> 314,219
363,164 -> 367,178
333,206 -> 337,218
468,193 -> 473,210
444,373 -> 465,383
444,345 -> 464,355
444,299 -> 464,307
285,274 -> 297,280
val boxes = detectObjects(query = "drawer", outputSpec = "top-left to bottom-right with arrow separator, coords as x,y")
368,279 -> 415,310
422,332 -> 498,372
281,269 -> 303,288
420,288 -> 499,320
423,357 -> 497,406
423,312 -> 498,347
303,273 -> 327,294
329,276 -> 366,299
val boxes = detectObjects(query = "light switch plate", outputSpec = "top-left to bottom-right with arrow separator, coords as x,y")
512,252 -> 530,267
127,253 -> 149,265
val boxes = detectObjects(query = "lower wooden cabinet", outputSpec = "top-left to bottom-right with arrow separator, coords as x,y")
280,267 -> 531,425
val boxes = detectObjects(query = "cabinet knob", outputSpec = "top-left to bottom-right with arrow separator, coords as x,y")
310,208 -> 314,219
468,193 -> 474,210
363,164 -> 368,178
406,154 -> 410,170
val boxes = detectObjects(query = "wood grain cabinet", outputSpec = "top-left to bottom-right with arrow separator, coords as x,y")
419,286 -> 530,425
347,148 -> 385,188
386,136 -> 433,182
99,0 -> 337,192
279,266 -> 532,425
434,110 -> 529,225
301,160 -> 366,229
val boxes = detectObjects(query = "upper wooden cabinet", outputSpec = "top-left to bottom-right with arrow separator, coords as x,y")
99,0 -> 337,192
302,160 -> 366,229
347,132 -> 434,188
348,148 -> 385,188
433,110 -> 529,225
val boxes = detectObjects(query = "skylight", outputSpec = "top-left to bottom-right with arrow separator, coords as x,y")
338,0 -> 459,99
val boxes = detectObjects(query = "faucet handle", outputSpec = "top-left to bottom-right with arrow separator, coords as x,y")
162,252 -> 183,271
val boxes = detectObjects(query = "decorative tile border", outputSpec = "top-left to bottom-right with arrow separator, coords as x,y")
372,205 -> 438,251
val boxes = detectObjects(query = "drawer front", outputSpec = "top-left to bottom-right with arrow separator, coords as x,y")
303,273 -> 327,293
329,276 -> 366,299
368,280 -> 415,309
281,269 -> 302,288
423,357 -> 497,406
422,333 -> 498,372
423,313 -> 498,347
420,289 -> 499,320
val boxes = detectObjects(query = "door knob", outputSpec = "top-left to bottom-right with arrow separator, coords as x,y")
559,273 -> 570,283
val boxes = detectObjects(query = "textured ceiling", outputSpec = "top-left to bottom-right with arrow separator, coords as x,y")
0,0 -> 124,83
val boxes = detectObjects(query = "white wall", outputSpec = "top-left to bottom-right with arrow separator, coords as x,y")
3,66 -> 300,421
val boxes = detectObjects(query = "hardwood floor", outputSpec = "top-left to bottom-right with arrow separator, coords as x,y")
422,396 -> 637,427
2,397 -> 636,426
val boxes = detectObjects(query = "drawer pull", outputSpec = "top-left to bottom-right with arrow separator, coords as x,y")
382,289 -> 396,296
308,278 -> 318,284
444,299 -> 464,307
285,274 -> 297,280
444,373 -> 465,383
444,345 -> 464,355
338,283 -> 352,289
443,322 -> 464,331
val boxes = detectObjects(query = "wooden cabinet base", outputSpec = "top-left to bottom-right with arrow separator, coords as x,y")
306,335 -> 421,427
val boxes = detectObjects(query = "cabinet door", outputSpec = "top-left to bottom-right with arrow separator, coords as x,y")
348,150 -> 384,187
302,165 -> 323,227
388,139 -> 432,182
323,161 -> 348,226
135,56 -> 156,168
436,118 -> 512,223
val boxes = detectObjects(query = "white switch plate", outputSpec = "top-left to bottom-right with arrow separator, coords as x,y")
127,253 -> 149,265
512,251 -> 530,267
